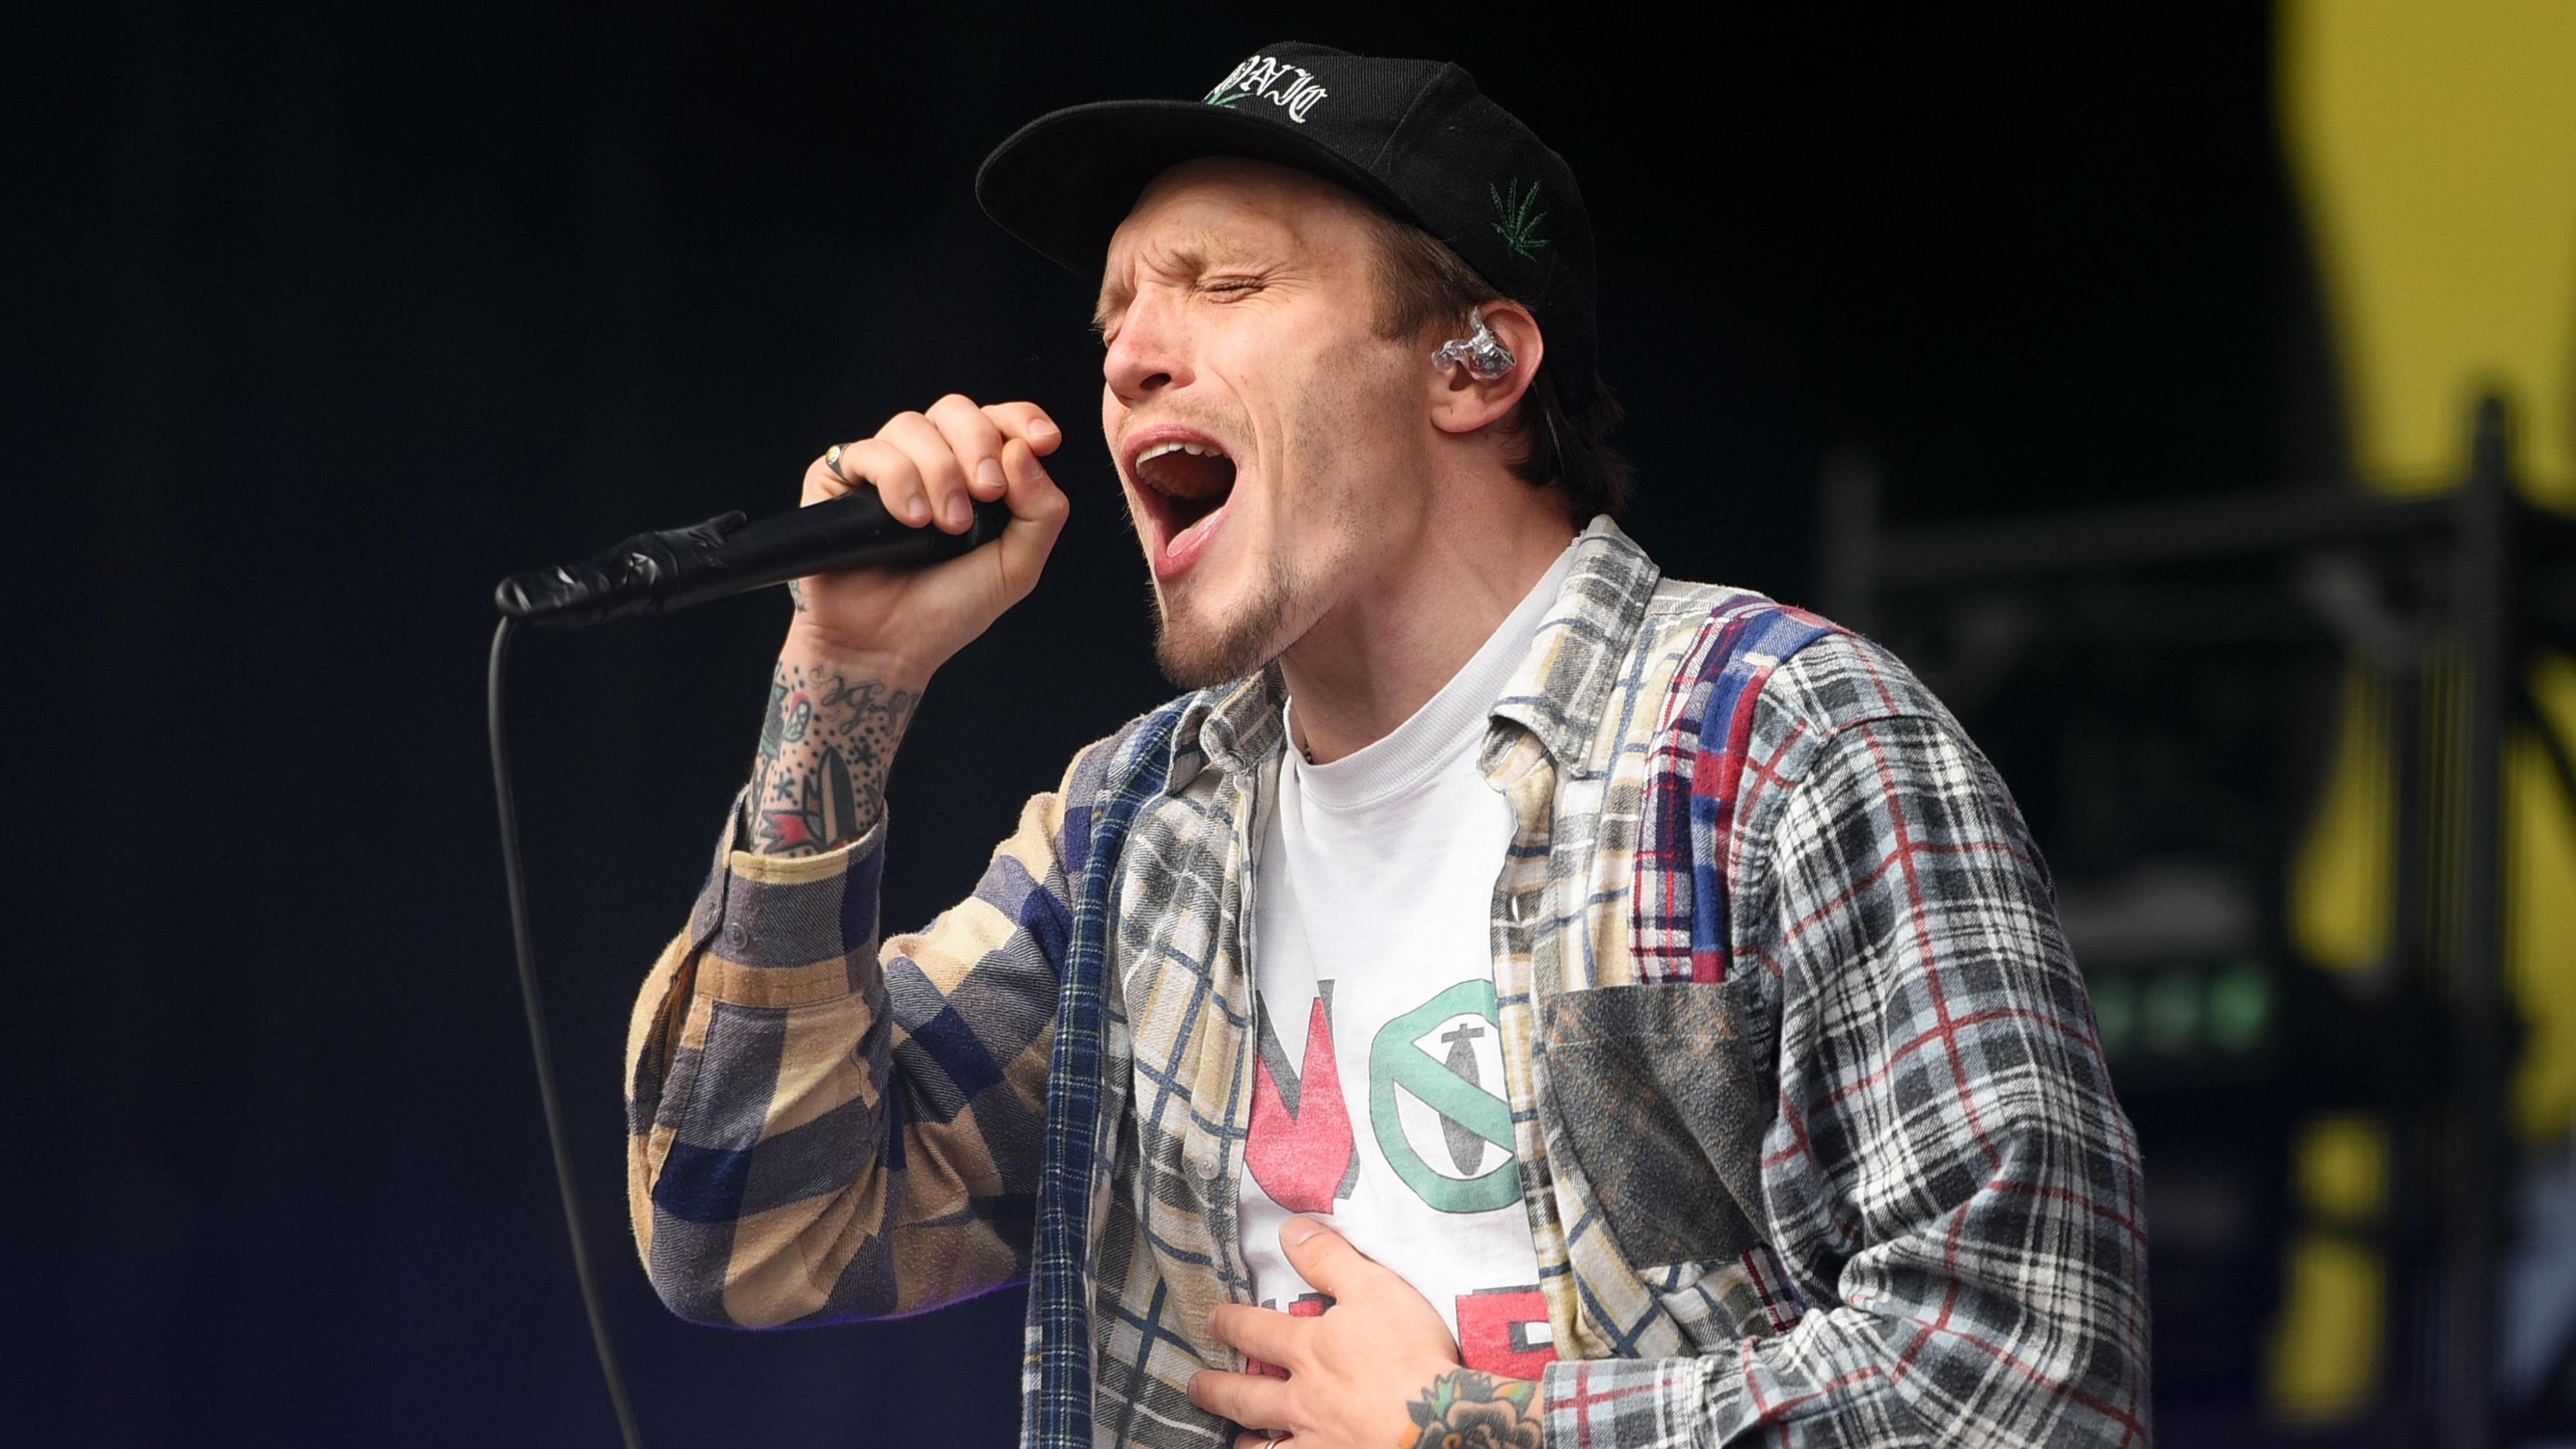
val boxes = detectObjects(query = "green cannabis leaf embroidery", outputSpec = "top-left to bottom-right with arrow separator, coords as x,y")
1205,87 -> 1246,107
1490,179 -> 1550,261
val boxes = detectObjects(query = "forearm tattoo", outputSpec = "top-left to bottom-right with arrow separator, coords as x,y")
744,658 -> 916,855
1401,1370 -> 1540,1449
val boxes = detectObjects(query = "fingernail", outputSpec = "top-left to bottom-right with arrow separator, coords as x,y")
946,495 -> 971,527
1279,1218 -> 1320,1247
1030,417 -> 1059,440
907,498 -> 930,524
977,457 -> 1005,492
1018,451 -> 1045,484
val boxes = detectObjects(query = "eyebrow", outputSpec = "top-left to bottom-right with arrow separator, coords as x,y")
1092,227 -> 1273,331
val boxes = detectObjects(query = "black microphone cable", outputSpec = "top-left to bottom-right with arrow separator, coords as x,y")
488,614 -> 645,1449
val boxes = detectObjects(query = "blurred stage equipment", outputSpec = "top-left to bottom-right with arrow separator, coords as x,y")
2267,3 -> 2576,1439
1821,394 -> 2576,1444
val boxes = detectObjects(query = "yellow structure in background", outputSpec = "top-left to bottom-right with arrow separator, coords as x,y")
2275,0 -> 2576,1421
2269,1114 -> 2392,1415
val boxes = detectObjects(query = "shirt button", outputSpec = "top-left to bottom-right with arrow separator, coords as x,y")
723,920 -> 750,952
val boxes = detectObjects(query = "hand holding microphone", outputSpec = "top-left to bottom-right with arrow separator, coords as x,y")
790,394 -> 1069,692
745,394 -> 1069,859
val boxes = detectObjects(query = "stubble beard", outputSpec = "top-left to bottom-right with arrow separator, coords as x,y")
1151,546 -> 1301,690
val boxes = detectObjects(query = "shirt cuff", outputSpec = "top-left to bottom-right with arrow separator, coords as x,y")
691,808 -> 888,1011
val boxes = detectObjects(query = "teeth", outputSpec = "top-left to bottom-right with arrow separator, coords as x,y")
1137,440 -> 1226,464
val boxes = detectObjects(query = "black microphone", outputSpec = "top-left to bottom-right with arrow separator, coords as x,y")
495,489 -> 1014,628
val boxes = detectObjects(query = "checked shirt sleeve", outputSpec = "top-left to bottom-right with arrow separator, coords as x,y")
1543,696 -> 2151,1445
623,739 -> 1111,1328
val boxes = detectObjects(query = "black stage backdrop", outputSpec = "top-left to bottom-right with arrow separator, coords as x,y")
14,5 -> 2291,1443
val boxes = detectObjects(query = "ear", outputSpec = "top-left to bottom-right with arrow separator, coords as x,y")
1426,301 -> 1544,437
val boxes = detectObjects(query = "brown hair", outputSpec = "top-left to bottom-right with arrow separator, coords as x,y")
1364,212 -> 1633,521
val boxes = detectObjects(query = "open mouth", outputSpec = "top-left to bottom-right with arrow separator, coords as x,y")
1130,436 -> 1239,566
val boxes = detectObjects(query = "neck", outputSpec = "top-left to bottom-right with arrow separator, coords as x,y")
1279,485 -> 1577,765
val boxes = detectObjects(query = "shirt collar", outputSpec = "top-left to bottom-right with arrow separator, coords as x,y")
1165,515 -> 1662,790
1487,516 -> 1664,765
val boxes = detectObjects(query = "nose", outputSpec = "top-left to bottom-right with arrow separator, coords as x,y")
1103,292 -> 1190,405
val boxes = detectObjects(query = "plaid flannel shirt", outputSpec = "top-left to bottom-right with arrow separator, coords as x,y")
625,517 -> 2151,1446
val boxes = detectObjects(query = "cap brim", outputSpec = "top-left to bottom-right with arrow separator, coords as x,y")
975,99 -> 1421,282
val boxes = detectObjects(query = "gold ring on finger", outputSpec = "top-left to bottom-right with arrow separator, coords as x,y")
823,443 -> 846,478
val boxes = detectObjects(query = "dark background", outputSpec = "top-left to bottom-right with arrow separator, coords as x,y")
14,4 -> 2310,1443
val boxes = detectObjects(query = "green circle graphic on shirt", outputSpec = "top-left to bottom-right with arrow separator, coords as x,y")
1368,979 -> 1521,1214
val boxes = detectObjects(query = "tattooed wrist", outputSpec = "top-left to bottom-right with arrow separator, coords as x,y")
743,655 -> 916,856
1399,1369 -> 1539,1449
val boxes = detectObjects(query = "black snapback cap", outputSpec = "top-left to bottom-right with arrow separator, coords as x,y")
976,42 -> 1598,393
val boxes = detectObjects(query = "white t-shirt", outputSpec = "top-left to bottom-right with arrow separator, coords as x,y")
1239,545 -> 1574,1381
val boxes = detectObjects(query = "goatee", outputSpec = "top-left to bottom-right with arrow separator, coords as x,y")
1152,555 -> 1299,690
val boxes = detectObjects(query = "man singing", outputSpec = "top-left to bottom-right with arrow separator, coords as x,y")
624,43 -> 2149,1448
